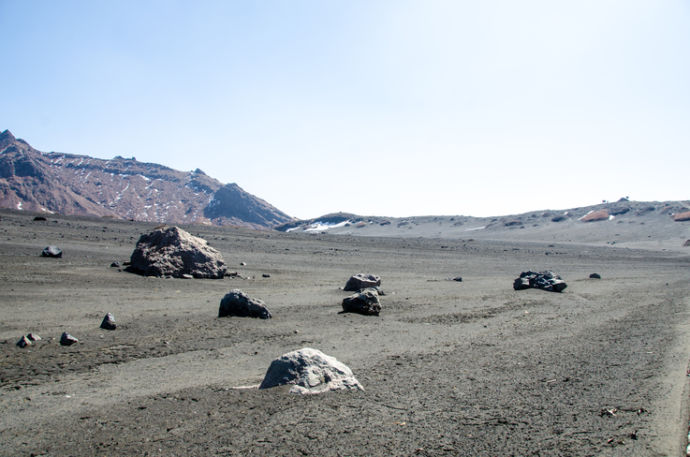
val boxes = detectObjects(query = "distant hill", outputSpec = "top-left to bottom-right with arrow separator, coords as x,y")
278,200 -> 690,251
0,130 -> 292,229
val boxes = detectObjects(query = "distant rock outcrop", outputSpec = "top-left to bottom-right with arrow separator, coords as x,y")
0,129 -> 292,228
259,347 -> 364,394
127,226 -> 227,278
580,209 -> 610,222
673,211 -> 690,222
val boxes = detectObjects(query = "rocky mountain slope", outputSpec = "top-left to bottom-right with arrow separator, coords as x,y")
278,200 -> 690,251
0,130 -> 292,228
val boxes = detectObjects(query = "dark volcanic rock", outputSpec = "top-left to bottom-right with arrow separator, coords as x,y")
203,183 -> 292,227
259,347 -> 363,394
41,246 -> 62,258
342,289 -> 381,315
344,273 -> 381,292
100,313 -> 117,330
60,332 -> 78,346
589,273 -> 602,279
127,226 -> 227,279
513,271 -> 567,293
219,289 -> 272,319
16,335 -> 31,348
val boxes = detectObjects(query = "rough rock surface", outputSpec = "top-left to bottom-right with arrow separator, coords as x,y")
41,246 -> 62,258
673,211 -> 690,222
513,271 -> 567,292
344,273 -> 381,291
0,130 -> 292,229
218,289 -> 271,319
100,313 -> 117,330
580,209 -> 610,222
259,347 -> 364,394
60,332 -> 78,346
342,289 -> 381,315
127,226 -> 227,279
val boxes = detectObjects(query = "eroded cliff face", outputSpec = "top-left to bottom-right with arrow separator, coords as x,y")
0,130 -> 292,228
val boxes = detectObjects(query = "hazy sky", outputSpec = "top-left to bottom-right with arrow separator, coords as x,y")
2,0 -> 688,219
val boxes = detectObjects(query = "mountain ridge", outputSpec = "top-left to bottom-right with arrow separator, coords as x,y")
0,130 -> 293,228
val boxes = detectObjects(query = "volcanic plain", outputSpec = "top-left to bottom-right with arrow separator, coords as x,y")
1,208 -> 689,456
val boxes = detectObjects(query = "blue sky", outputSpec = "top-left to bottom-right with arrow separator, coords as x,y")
2,0 -> 688,219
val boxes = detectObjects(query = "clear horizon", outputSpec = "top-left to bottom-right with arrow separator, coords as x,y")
2,1 -> 688,219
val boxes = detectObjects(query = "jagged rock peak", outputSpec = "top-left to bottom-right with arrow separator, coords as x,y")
0,129 -> 17,149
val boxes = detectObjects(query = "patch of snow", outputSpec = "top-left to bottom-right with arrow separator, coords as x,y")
288,220 -> 353,233
465,225 -> 486,231
609,215 -> 615,221
16,202 -> 23,210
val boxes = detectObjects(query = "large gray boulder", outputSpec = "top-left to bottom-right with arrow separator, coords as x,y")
344,273 -> 381,291
219,289 -> 271,319
259,348 -> 363,394
513,271 -> 567,292
342,289 -> 381,315
127,226 -> 227,278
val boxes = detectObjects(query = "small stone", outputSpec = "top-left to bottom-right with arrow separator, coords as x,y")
27,333 -> 41,341
262,273 -> 271,278
17,335 -> 31,348
451,276 -> 463,282
41,246 -> 63,258
589,273 -> 601,279
181,273 -> 194,279
110,261 -> 121,268
60,332 -> 78,346
100,313 -> 117,330
240,262 -> 247,266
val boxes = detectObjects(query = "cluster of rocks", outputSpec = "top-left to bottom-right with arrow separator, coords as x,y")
513,271 -> 568,292
16,333 -> 41,348
341,273 -> 383,316
16,313 -> 117,348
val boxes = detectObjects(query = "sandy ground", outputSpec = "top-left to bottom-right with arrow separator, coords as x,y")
1,209 -> 690,456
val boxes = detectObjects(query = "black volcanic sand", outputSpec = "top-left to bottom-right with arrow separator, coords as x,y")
1,209 -> 689,456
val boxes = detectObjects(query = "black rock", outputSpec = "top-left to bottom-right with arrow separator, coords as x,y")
16,335 -> 31,348
110,261 -> 121,268
342,289 -> 381,315
60,332 -> 78,346
33,216 -> 47,221
100,313 -> 117,330
513,271 -> 567,293
589,273 -> 601,279
219,289 -> 272,319
451,276 -> 463,282
41,246 -> 62,258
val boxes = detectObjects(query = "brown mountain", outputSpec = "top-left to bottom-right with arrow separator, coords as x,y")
0,130 -> 292,228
